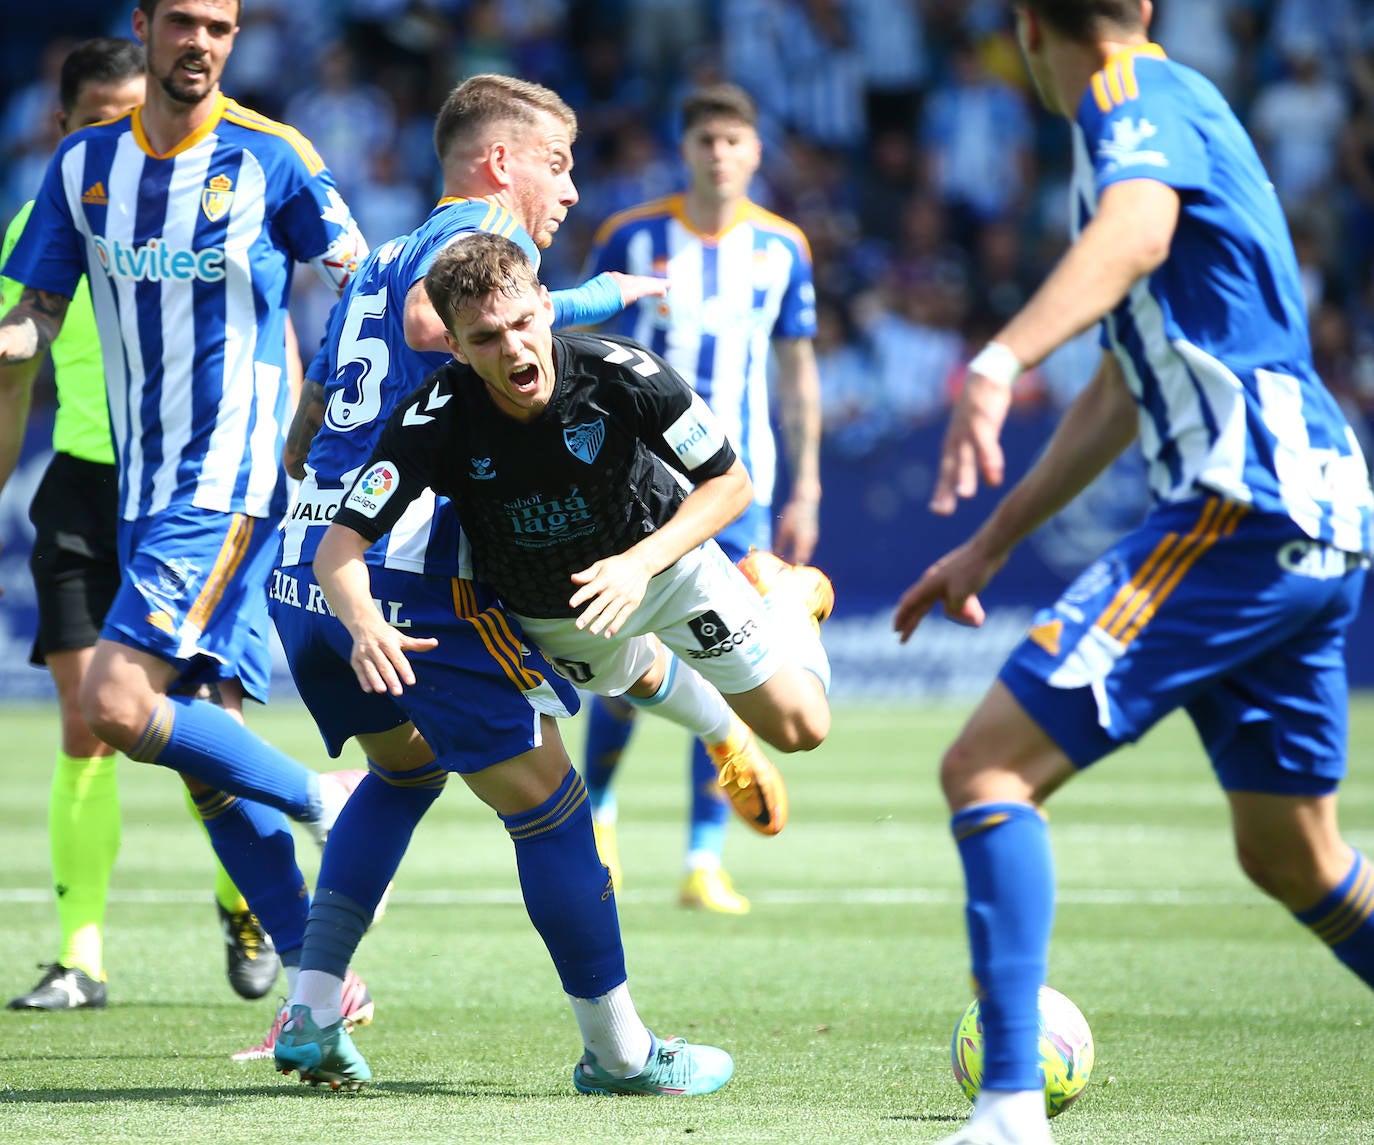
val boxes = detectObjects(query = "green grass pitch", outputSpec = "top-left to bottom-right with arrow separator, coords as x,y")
1,698 -> 1371,1143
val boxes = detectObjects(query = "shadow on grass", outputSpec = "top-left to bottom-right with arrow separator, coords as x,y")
884,1113 -> 966,1125
0,1080 -> 560,1104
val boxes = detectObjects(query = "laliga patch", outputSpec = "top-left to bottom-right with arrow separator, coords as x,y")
345,461 -> 399,517
664,393 -> 725,469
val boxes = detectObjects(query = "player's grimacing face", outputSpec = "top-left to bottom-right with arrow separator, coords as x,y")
447,282 -> 558,422
135,0 -> 238,107
59,75 -> 146,135
682,116 -> 761,203
509,113 -> 579,249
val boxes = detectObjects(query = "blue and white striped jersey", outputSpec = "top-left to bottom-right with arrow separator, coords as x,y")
1072,44 -> 1372,553
586,193 -> 817,509
279,198 -> 540,576
2,94 -> 366,523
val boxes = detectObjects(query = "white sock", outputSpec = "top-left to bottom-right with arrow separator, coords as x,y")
283,963 -> 300,1002
568,981 -> 652,1078
968,1089 -> 1052,1143
293,968 -> 345,1028
684,849 -> 721,873
625,652 -> 733,744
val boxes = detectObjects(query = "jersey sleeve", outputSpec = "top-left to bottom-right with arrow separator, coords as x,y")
271,158 -> 369,294
1078,59 -> 1209,196
617,340 -> 737,481
330,372 -> 450,542
773,235 -> 818,340
2,148 -> 85,298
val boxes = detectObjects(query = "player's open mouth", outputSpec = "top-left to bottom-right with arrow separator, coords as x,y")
510,364 -> 539,392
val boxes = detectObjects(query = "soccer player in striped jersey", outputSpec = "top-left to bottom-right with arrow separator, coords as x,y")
0,0 -> 371,1045
894,4 -> 1374,1144
0,34 -> 280,1013
578,82 -> 824,914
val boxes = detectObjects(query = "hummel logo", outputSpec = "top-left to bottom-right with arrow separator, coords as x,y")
403,385 -> 452,426
598,339 -> 660,377
81,182 -> 108,205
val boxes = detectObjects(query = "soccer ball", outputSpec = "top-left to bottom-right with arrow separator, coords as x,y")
950,985 -> 1095,1118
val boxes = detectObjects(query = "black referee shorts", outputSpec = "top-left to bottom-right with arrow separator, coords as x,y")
27,452 -> 120,666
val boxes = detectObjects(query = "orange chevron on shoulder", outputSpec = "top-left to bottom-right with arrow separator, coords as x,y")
221,98 -> 326,175
1090,42 -> 1167,112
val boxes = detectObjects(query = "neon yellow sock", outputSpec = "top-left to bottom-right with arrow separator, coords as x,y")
182,786 -> 249,913
50,753 -> 120,980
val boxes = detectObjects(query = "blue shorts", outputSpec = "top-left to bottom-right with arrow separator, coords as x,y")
1000,497 -> 1366,796
270,562 -> 580,773
103,506 -> 275,701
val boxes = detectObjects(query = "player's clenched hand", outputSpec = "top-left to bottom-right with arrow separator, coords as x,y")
609,271 -> 669,307
347,616 -> 438,696
929,374 -> 1014,515
570,552 -> 653,638
892,538 -> 1006,644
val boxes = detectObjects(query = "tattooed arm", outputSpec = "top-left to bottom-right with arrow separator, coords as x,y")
282,378 -> 326,480
0,286 -> 70,497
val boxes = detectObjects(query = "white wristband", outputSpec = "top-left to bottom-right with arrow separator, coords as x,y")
967,341 -> 1023,389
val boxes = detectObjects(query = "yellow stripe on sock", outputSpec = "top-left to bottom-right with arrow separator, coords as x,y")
507,776 -> 587,842
1310,861 -> 1374,946
129,699 -> 176,762
194,790 -> 239,820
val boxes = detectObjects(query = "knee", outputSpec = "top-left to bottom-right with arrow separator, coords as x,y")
939,737 -> 979,810
766,706 -> 829,753
79,677 -> 148,755
1233,839 -> 1325,909
938,734 -> 1042,812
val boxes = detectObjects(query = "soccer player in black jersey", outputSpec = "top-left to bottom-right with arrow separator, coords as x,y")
317,231 -> 833,812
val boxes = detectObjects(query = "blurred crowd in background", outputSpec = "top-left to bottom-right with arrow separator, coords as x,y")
4,0 -> 1374,459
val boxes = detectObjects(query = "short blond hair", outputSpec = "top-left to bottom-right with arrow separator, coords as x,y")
433,74 -> 578,164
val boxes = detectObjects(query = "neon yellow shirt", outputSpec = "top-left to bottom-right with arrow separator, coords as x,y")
0,201 -> 114,465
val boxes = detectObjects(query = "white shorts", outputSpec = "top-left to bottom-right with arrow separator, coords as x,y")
513,540 -> 785,696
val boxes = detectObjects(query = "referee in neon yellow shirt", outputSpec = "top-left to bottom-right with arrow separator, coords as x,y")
0,37 -> 277,1011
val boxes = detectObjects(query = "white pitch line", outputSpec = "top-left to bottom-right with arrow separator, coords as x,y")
0,887 -> 1265,907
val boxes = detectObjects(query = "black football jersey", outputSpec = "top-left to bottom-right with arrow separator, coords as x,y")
331,332 -> 738,617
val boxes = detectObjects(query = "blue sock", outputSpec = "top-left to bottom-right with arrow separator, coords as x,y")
300,888 -> 374,978
501,767 -> 626,996
318,762 -> 446,918
1294,850 -> 1374,987
132,696 -> 319,820
687,740 -> 729,858
951,802 -> 1055,1092
193,790 -> 309,958
583,695 -> 637,813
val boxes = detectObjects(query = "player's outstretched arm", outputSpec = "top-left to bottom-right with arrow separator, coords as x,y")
897,354 -> 1139,643
315,522 -> 438,695
930,179 -> 1178,515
